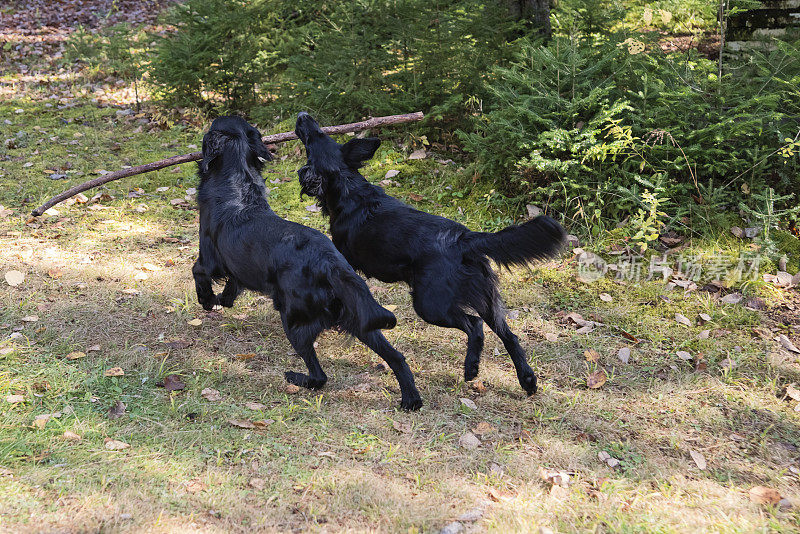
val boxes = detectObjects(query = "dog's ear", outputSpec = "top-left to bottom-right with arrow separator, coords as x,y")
298,164 -> 324,197
341,138 -> 381,168
200,130 -> 227,173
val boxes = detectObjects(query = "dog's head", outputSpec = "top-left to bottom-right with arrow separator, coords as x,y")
295,111 -> 380,197
200,116 -> 273,175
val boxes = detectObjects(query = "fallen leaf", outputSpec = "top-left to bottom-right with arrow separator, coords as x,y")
21,315 -> 38,322
587,369 -> 607,389
719,358 -> 736,370
785,384 -> 800,402
285,384 -> 300,394
730,226 -> 744,238
544,333 -> 559,342
305,204 -> 321,212
201,388 -> 222,402
187,318 -> 202,326
576,325 -> 595,334
104,438 -> 130,450
47,269 -> 63,279
469,380 -> 486,394
749,486 -> 781,506
183,478 -> 206,493
392,420 -> 412,433
163,374 -> 186,392
63,430 -> 82,441
5,270 -> 24,286
473,421 -> 496,435
408,193 -> 425,202
108,400 -> 126,419
460,398 -> 477,410
599,293 -> 613,302
245,401 -> 266,410
409,148 -> 426,160
698,313 -> 712,323
253,419 -> 274,428
235,352 -> 256,361
248,478 -> 266,490
229,419 -> 256,429
104,367 -> 124,377
777,334 -> 800,354
617,347 -> 631,364
87,344 -> 101,352
384,169 -> 400,179
384,304 -> 397,312
584,349 -> 600,362
459,432 -> 481,450
675,313 -> 692,326
163,339 -> 192,349
66,351 -> 86,360
526,204 -> 542,219
721,293 -> 743,305
677,350 -> 692,361
698,330 -> 710,340
689,449 -> 707,470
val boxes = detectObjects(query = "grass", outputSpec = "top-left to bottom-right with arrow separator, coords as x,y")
2,11 -> 800,534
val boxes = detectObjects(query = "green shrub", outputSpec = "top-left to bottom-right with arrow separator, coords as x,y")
149,0 -> 292,110
460,34 -> 800,236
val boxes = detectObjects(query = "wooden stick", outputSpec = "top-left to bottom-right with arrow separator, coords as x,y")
31,111 -> 424,216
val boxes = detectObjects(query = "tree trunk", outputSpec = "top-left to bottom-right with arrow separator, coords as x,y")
509,0 -> 552,40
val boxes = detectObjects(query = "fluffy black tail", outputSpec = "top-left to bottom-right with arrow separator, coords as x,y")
464,215 -> 567,268
327,265 -> 397,334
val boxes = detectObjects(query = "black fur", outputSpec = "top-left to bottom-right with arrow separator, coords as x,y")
295,111 -> 567,395
192,116 -> 422,410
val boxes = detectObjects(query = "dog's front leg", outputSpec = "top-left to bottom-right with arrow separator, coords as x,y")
217,277 -> 242,308
192,260 -> 218,311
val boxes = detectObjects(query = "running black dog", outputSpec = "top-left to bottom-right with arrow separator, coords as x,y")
295,112 -> 566,395
192,116 -> 422,410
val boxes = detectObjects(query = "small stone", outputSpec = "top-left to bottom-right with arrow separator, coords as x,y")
439,521 -> 464,534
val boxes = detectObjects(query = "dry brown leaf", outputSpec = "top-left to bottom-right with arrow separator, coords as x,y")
459,432 -> 481,449
721,293 -> 743,305
460,398 -> 478,410
66,351 -> 86,360
235,353 -> 256,361
677,350 -> 692,361
587,369 -> 608,389
162,374 -> 186,392
617,347 -> 631,364
584,349 -> 601,362
142,262 -> 161,272
785,384 -> 800,402
5,270 -> 24,287
384,304 -> 397,312
698,330 -> 710,340
108,401 -> 126,419
6,394 -> 24,404
63,430 -> 82,441
187,318 -> 202,326
229,419 -> 256,429
675,313 -> 692,326
248,478 -> 266,490
599,293 -> 613,302
285,384 -> 300,394
87,344 -> 101,352
689,449 -> 707,470
473,421 -> 496,435
47,269 -> 63,279
104,367 -> 124,377
544,332 -> 559,342
104,438 -> 130,450
469,380 -> 486,394
749,486 -> 781,505
409,148 -> 427,160
252,419 -> 274,428
777,334 -> 800,354
21,315 -> 38,322
244,401 -> 266,410
183,478 -> 206,493
201,388 -> 222,402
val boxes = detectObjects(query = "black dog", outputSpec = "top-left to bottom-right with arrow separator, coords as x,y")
192,116 -> 422,410
295,112 -> 566,395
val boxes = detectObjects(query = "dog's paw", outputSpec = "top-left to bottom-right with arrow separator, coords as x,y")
218,296 -> 236,308
285,371 -> 326,390
199,297 -> 218,311
464,361 -> 480,382
519,371 -> 537,396
400,395 -> 423,411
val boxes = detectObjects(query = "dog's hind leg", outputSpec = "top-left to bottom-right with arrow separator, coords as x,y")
479,305 -> 537,395
283,321 -> 327,390
411,284 -> 484,382
192,260 -> 218,311
355,329 -> 422,411
217,278 -> 242,307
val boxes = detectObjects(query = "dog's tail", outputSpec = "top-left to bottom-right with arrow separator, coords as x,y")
463,215 -> 567,268
327,264 -> 396,334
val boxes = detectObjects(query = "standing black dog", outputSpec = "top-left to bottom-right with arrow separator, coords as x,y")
192,116 -> 422,410
295,112 -> 566,395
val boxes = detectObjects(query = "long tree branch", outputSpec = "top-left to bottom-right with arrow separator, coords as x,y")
31,112 -> 424,216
